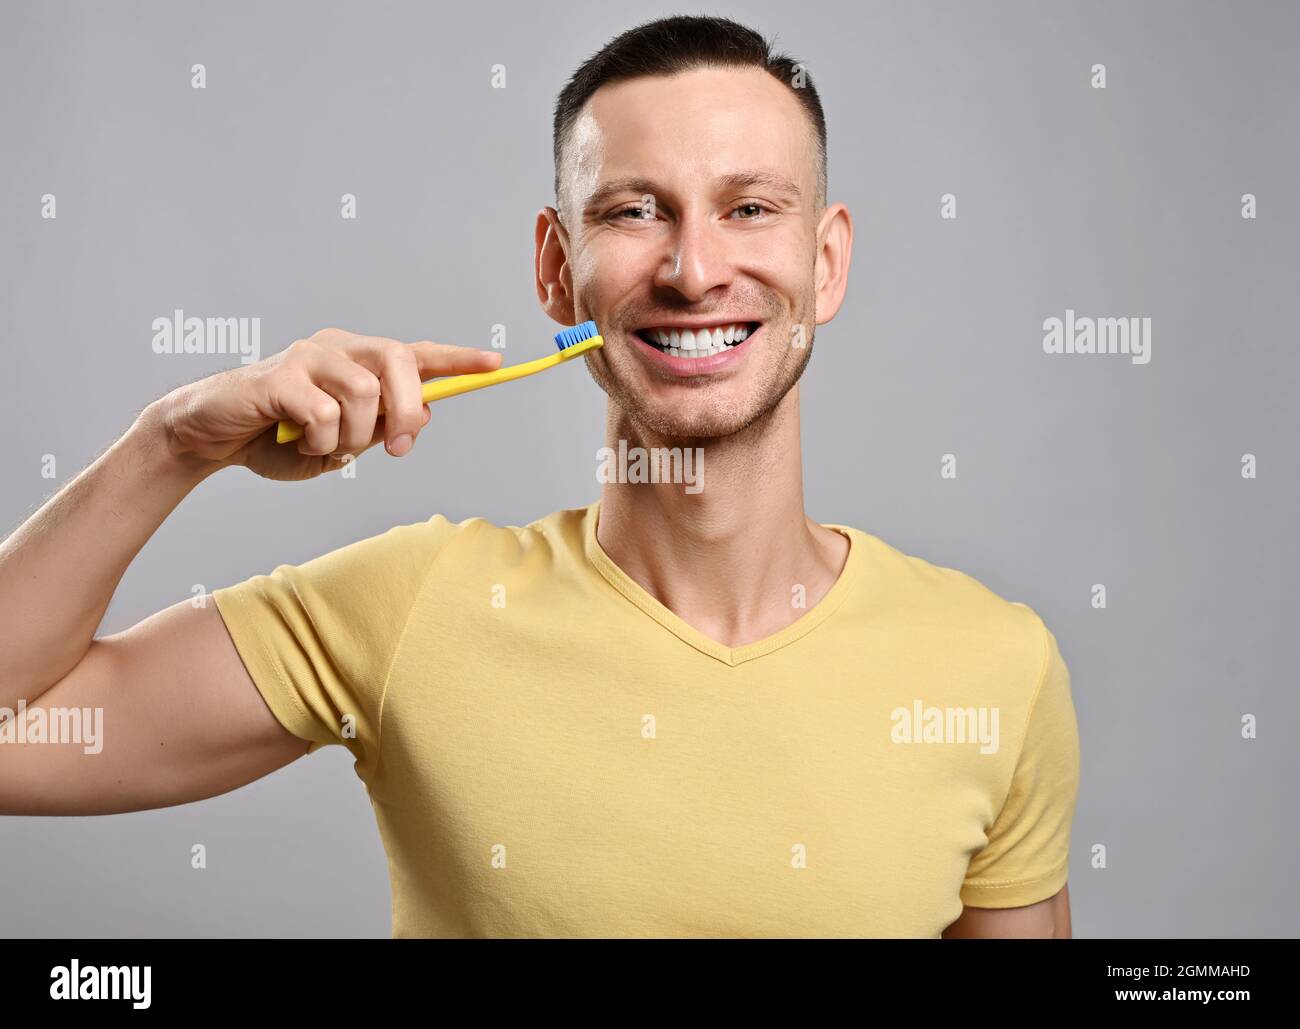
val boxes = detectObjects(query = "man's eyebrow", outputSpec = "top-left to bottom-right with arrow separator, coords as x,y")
714,171 -> 802,202
581,171 -> 802,212
582,177 -> 661,212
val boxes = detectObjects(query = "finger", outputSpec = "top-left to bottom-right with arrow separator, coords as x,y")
331,335 -> 502,378
272,380 -> 341,456
332,336 -> 502,455
364,343 -> 426,456
364,402 -> 430,452
406,341 -> 503,380
308,348 -> 382,455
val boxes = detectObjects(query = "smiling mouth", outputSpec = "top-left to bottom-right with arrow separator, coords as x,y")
633,321 -> 762,358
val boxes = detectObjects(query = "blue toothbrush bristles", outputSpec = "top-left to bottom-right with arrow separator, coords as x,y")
554,320 -> 601,350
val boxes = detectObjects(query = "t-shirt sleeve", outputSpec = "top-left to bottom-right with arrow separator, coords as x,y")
211,514 -> 463,778
959,617 -> 1081,908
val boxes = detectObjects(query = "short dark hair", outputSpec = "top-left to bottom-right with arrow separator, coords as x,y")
552,15 -> 827,216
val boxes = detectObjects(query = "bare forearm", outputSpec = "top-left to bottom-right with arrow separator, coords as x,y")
0,400 -> 221,701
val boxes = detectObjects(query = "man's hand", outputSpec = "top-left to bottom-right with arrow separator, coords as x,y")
157,327 -> 503,481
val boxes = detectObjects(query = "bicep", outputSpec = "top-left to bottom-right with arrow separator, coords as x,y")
0,598 -> 308,816
942,884 -> 1072,939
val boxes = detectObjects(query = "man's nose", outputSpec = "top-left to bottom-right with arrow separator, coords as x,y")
653,215 -> 735,301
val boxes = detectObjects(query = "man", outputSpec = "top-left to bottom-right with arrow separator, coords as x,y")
0,15 -> 1078,938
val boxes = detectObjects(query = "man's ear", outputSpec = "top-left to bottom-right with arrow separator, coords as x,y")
813,201 -> 853,326
535,206 -> 576,325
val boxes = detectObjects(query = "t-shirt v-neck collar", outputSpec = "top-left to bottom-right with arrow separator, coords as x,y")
581,499 -> 864,667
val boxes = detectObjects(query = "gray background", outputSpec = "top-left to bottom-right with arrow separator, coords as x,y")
1,0 -> 1295,937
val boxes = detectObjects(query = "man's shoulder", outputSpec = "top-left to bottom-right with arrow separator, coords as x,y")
375,502 -> 594,564
838,524 -> 1053,676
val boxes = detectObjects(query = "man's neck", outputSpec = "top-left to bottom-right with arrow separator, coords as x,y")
595,385 -> 850,649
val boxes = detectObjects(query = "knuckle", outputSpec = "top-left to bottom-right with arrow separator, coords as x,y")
309,400 -> 340,424
349,372 -> 381,398
286,338 -> 317,362
384,341 -> 417,366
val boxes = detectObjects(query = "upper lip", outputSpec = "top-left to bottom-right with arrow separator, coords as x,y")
632,318 -> 761,331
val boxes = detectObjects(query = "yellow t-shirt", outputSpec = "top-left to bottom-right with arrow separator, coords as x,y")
212,500 -> 1080,938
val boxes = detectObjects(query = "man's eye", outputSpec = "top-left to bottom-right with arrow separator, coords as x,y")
608,203 -> 771,222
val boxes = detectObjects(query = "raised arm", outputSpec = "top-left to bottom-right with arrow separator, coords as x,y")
0,329 -> 502,815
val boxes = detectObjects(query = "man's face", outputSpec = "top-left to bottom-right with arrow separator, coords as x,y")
551,66 -> 829,440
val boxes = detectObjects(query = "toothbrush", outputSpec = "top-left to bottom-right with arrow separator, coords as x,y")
275,320 -> 603,444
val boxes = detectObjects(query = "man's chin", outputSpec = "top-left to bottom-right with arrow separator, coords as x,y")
591,353 -> 803,441
623,396 -> 763,442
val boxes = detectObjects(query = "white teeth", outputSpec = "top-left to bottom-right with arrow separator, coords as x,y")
641,322 -> 756,358
670,343 -> 724,358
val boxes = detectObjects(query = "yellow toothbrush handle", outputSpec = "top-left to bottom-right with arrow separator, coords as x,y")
275,335 -> 602,444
